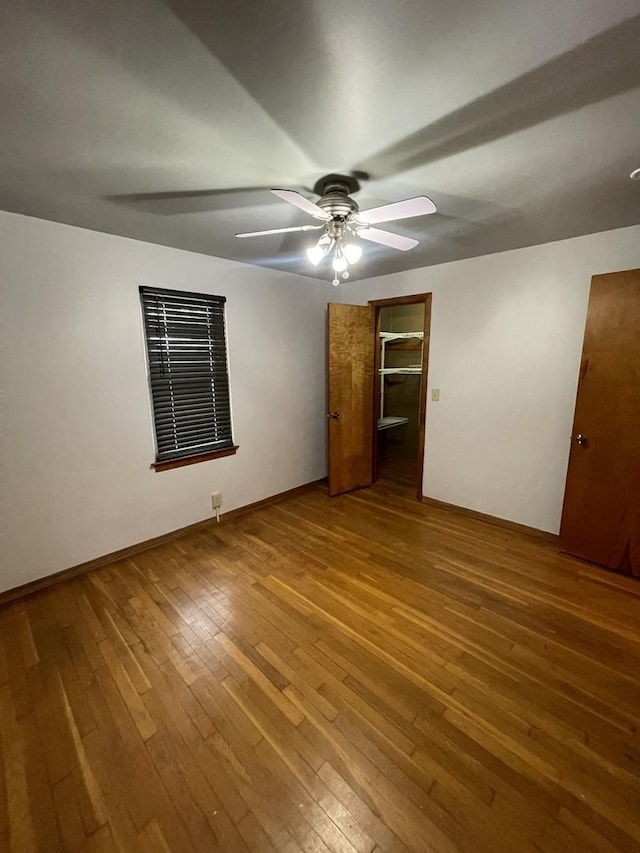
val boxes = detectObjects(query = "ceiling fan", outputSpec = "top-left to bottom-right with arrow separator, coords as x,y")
235,174 -> 436,285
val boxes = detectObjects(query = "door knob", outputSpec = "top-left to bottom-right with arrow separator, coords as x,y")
329,411 -> 340,419
575,434 -> 588,446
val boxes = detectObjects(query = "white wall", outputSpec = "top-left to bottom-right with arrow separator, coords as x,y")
0,212 -> 332,592
348,225 -> 640,534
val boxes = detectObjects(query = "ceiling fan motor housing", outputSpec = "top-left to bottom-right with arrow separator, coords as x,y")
313,173 -> 361,196
317,193 -> 359,219
314,174 -> 360,219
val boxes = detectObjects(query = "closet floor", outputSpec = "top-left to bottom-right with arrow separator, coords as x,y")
377,454 -> 418,490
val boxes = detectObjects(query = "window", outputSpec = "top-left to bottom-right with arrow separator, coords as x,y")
140,286 -> 236,470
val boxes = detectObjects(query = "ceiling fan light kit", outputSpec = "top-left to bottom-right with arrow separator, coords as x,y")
235,174 -> 437,284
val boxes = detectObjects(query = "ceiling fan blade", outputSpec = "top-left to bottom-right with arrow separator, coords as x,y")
109,187 -> 282,215
355,195 -> 436,225
357,227 -> 419,251
271,189 -> 331,220
235,224 -> 323,238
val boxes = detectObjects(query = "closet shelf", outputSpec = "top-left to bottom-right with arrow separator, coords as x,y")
379,329 -> 424,423
378,416 -> 409,431
379,331 -> 424,342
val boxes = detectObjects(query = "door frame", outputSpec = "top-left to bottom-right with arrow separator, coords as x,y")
369,292 -> 432,501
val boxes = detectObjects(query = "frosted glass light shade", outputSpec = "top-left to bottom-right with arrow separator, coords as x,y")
307,245 -> 325,265
343,243 -> 362,264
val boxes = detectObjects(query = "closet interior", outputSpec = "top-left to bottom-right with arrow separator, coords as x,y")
376,302 -> 426,490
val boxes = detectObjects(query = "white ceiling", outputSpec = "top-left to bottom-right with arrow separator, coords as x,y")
1,0 -> 639,280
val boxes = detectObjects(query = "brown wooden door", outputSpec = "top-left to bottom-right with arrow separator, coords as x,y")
559,269 -> 640,576
327,303 -> 375,496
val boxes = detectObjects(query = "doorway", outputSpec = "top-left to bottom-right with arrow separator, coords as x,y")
326,295 -> 431,499
371,294 -> 431,500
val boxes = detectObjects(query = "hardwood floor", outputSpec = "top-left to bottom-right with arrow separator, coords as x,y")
376,456 -> 418,489
1,481 -> 640,852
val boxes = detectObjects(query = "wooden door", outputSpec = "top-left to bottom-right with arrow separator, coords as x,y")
327,303 -> 375,496
559,269 -> 640,575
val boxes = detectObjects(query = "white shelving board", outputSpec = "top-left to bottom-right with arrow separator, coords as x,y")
378,416 -> 409,431
379,330 -> 424,419
379,331 -> 424,343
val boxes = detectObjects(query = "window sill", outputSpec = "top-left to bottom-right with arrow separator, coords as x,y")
152,445 -> 239,472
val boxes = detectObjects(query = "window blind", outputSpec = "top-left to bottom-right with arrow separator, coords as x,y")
140,286 -> 233,463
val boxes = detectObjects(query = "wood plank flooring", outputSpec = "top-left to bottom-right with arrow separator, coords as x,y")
1,479 -> 640,852
377,456 -> 418,489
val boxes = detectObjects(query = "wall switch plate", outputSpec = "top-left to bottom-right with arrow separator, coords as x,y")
431,388 -> 440,401
210,491 -> 222,509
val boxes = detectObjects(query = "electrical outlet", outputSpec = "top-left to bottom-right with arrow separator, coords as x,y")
210,491 -> 222,509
